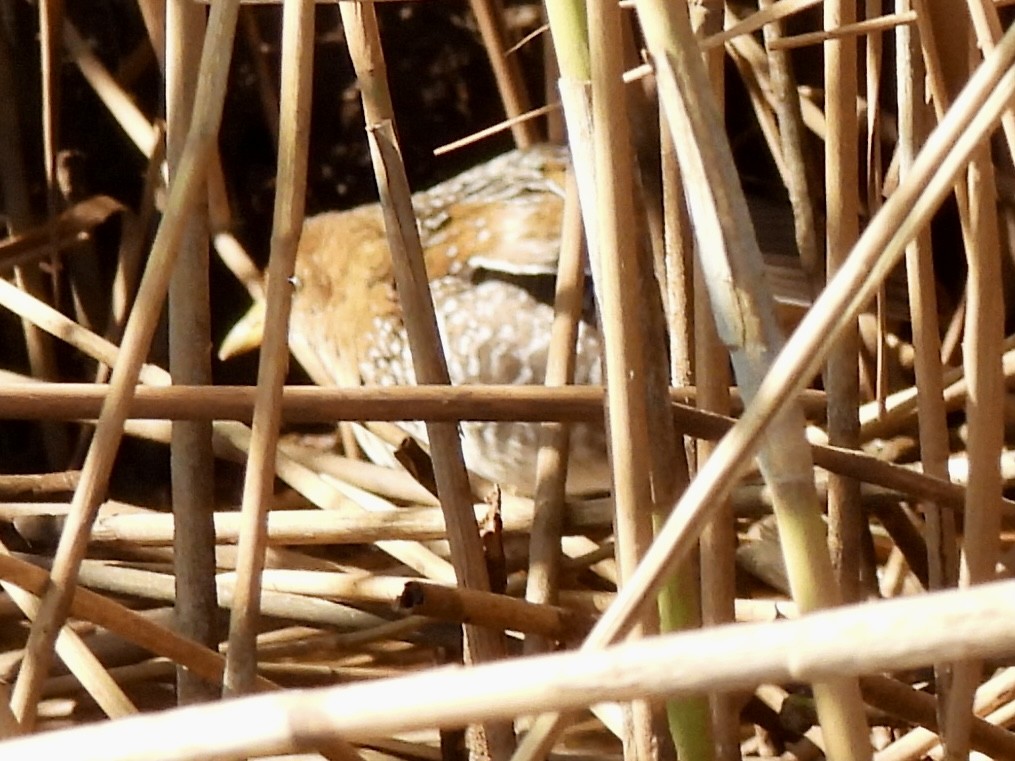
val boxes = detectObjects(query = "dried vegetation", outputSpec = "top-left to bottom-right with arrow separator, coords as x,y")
1,1 -> 1015,759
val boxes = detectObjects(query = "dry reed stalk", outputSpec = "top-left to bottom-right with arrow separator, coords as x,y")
587,2 -> 664,758
689,3 -> 736,757
964,0 -> 1015,163
0,380 -> 822,423
824,0 -> 864,604
9,577 -> 1015,761
467,0 -> 537,147
893,14 -> 956,760
224,0 -> 315,697
914,4 -> 1005,755
524,171 -> 584,655
768,11 -> 918,51
85,503 -> 613,546
339,5 -> 515,758
166,0 -> 218,704
0,378 -> 996,513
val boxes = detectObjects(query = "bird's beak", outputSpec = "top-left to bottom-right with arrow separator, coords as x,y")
218,299 -> 267,360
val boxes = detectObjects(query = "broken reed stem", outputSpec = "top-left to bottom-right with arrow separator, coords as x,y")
398,580 -> 593,641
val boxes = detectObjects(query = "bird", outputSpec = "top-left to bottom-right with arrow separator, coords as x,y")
221,144 -> 909,496
221,144 -> 609,496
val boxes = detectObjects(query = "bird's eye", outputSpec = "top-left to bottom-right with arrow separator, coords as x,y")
289,275 -> 302,291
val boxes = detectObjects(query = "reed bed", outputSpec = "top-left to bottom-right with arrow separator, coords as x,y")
1,1 -> 1015,760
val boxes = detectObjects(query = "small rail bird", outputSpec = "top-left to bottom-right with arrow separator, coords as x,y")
221,145 -> 608,495
221,145 -> 900,495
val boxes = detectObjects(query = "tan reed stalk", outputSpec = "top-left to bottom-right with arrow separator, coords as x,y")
87,502 -> 615,546
768,11 -> 917,51
0,376 -> 825,423
586,3 -> 668,759
913,5 -> 1006,756
524,172 -> 585,655
223,0 -> 315,698
166,0 -> 218,703
659,118 -> 727,759
10,0 -> 242,729
825,0 -> 864,604
760,0 -> 822,285
686,2 -> 735,756
895,8 -> 955,755
0,380 -> 996,514
468,0 -> 537,147
9,577 -> 1015,761
865,0 -> 888,413
338,6 -> 515,759
964,0 -> 1015,163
